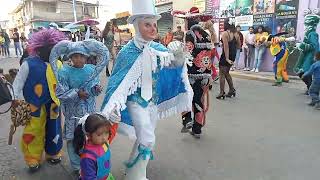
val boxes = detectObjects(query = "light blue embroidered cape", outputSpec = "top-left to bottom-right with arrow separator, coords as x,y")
101,41 -> 193,138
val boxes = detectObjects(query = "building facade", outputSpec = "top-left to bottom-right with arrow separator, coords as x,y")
156,0 -> 173,37
10,0 -> 99,33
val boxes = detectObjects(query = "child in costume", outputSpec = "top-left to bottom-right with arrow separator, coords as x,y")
302,51 -> 320,109
73,113 -> 119,180
49,39 -> 109,173
101,0 -> 193,179
12,29 -> 66,171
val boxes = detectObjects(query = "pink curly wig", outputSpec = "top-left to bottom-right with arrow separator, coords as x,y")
28,29 -> 67,56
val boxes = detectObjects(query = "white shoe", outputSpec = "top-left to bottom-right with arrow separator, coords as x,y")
255,69 -> 259,73
124,145 -> 151,180
251,68 -> 256,72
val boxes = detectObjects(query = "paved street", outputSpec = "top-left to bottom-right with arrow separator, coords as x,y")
0,57 -> 319,180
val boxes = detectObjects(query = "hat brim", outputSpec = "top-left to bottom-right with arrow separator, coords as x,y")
173,13 -> 213,22
67,51 -> 90,58
127,14 -> 162,24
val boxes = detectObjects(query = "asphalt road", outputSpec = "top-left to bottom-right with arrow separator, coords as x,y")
0,57 -> 319,180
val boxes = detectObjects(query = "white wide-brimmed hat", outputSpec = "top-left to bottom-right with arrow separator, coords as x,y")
127,0 -> 161,24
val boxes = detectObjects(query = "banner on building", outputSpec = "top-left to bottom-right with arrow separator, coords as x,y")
253,0 -> 275,14
205,0 -> 220,17
235,0 -> 254,16
219,17 -> 235,32
155,0 -> 172,6
220,0 -> 236,17
274,0 -> 298,36
253,13 -> 275,33
274,17 -> 297,36
275,0 -> 298,13
235,15 -> 253,29
193,0 -> 206,12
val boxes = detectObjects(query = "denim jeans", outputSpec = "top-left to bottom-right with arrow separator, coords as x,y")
66,140 -> 80,171
14,42 -> 22,56
234,49 -> 241,68
309,80 -> 320,103
253,45 -> 266,70
3,43 -> 10,56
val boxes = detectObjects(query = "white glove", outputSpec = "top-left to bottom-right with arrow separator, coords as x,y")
186,54 -> 193,67
109,110 -> 121,124
285,37 -> 295,42
295,43 -> 302,51
168,41 -> 184,55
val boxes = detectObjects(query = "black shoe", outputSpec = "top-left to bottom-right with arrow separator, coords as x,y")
272,82 -> 282,86
308,101 -> 317,106
283,80 -> 289,83
304,90 -> 309,95
181,126 -> 190,133
226,90 -> 236,98
47,157 -> 62,165
190,131 -> 201,139
106,69 -> 110,77
216,92 -> 226,100
28,164 -> 40,173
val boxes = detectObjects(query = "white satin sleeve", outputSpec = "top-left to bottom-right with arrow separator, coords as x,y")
12,62 -> 29,100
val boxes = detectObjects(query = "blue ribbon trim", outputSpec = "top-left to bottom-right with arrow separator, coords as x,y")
125,145 -> 154,168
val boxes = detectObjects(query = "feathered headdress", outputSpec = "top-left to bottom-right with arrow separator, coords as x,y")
28,29 -> 67,56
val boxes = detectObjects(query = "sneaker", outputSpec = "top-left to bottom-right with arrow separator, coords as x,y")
255,69 -> 259,73
230,67 -> 235,71
185,121 -> 193,129
46,156 -> 62,165
181,126 -> 190,133
251,68 -> 256,72
308,101 -> 317,106
190,131 -> 201,139
272,82 -> 282,86
28,164 -> 40,173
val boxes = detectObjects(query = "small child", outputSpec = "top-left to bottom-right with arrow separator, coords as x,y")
303,51 -> 320,109
73,113 -> 118,180
56,43 -> 103,173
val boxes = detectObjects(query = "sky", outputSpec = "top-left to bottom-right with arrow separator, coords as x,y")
0,0 -> 132,21
0,0 -> 20,20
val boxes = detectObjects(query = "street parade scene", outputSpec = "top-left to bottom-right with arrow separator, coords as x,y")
0,0 -> 319,179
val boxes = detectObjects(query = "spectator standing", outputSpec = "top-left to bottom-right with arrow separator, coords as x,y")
233,25 -> 244,70
102,21 -> 116,77
243,26 -> 256,71
173,26 -> 185,42
12,28 -> 22,57
2,31 -> 11,57
20,32 -> 27,50
163,28 -> 173,46
0,32 -> 4,57
252,25 -> 269,73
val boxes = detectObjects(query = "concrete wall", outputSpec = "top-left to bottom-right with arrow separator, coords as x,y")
32,0 -> 97,22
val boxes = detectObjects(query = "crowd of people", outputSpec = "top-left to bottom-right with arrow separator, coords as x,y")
0,2 -> 319,180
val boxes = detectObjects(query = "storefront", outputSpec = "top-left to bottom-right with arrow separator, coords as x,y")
111,11 -> 134,46
156,0 -> 174,37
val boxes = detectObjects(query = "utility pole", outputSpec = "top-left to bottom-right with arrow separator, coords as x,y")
72,0 -> 77,22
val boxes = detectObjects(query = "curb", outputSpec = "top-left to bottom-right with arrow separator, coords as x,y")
230,72 -> 301,83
